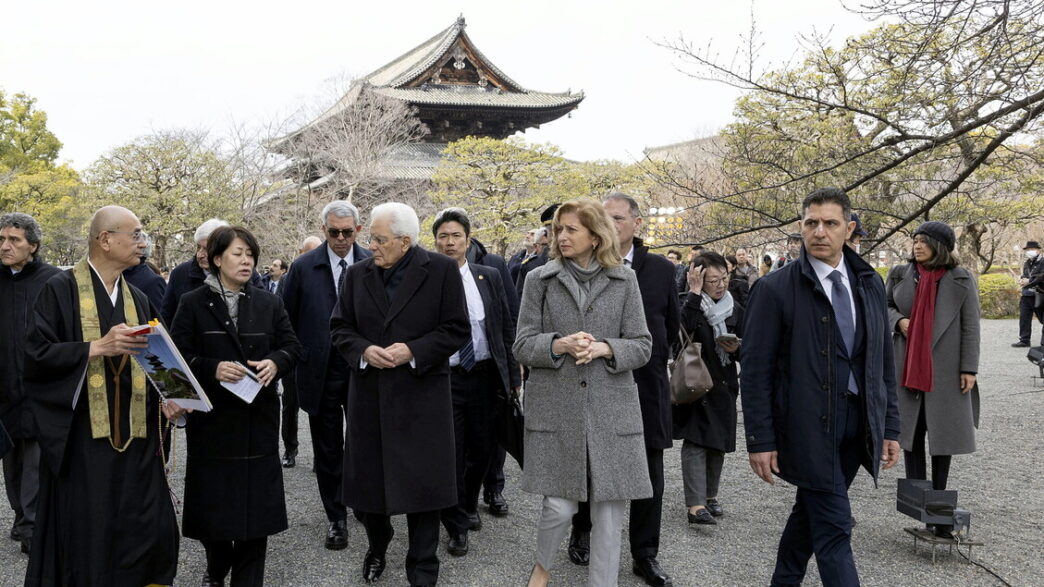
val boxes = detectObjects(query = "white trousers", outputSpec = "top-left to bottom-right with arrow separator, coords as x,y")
535,496 -> 627,587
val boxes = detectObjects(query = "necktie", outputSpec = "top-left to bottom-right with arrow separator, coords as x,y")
337,259 -> 348,296
458,338 -> 476,371
827,270 -> 859,395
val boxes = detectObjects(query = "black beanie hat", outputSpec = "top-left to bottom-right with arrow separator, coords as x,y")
913,221 -> 955,252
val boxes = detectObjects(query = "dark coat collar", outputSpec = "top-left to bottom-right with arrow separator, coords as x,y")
361,246 -> 432,324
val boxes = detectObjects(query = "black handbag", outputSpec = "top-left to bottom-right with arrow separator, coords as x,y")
496,388 -> 524,469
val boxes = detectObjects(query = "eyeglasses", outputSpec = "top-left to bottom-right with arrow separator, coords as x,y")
368,235 -> 403,246
103,230 -> 147,243
327,228 -> 355,239
705,276 -> 729,287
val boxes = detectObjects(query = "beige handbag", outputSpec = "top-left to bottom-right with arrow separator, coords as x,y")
670,327 -> 715,404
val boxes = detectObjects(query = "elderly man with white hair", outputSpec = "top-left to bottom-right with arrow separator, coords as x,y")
278,200 -> 371,549
161,218 -> 263,324
330,202 -> 470,586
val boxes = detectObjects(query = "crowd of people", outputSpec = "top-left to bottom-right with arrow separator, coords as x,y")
0,185 -> 986,586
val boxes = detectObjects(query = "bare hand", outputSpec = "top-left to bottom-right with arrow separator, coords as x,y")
898,318 -> 910,337
247,359 -> 278,387
88,323 -> 148,358
215,361 -> 247,383
749,451 -> 779,484
384,343 -> 414,367
881,439 -> 901,469
363,345 -> 396,369
552,332 -> 594,359
160,401 -> 190,421
576,341 -> 613,365
1020,277 -> 1030,286
687,266 -> 705,294
960,373 -> 976,394
718,340 -> 740,354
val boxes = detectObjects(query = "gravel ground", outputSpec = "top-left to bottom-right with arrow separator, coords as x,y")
1,318 -> 1040,586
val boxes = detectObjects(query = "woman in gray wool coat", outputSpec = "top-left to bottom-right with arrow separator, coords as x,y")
514,199 -> 653,587
886,221 -> 980,534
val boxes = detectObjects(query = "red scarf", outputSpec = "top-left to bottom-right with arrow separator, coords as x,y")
901,263 -> 946,393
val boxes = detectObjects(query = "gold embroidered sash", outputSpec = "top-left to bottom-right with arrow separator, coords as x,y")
73,257 -> 147,452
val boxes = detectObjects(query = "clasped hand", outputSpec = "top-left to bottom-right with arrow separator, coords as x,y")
88,323 -> 148,358
553,332 -> 613,365
363,343 -> 413,369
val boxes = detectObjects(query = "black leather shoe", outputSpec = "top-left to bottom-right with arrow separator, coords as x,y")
487,491 -> 509,516
325,519 -> 348,550
8,527 -> 18,541
465,511 -> 483,531
687,508 -> 717,525
633,557 -> 672,587
1012,341 -> 1031,347
282,451 -> 296,468
201,572 -> 223,587
705,498 -> 724,518
362,549 -> 386,583
447,532 -> 469,556
568,528 -> 590,566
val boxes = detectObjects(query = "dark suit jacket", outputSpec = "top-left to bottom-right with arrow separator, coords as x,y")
279,241 -> 371,415
515,249 -> 549,299
171,284 -> 302,540
740,246 -> 899,491
629,240 -> 681,449
123,261 -> 167,311
466,263 -> 522,392
467,238 -> 519,322
505,247 -> 526,284
330,247 -> 470,515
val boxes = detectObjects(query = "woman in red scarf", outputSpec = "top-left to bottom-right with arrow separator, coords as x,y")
885,221 -> 980,536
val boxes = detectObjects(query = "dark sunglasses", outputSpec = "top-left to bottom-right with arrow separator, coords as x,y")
327,228 -> 355,239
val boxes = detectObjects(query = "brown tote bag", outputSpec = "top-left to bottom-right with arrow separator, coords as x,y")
670,327 -> 715,404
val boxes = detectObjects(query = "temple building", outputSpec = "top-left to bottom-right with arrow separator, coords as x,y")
272,16 -> 584,188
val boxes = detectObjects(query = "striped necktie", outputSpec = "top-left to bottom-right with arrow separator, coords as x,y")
458,338 -> 476,371
337,259 -> 347,296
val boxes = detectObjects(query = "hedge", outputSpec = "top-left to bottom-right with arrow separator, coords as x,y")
871,266 -> 1018,319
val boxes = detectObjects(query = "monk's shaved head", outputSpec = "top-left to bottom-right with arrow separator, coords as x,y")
89,206 -> 139,241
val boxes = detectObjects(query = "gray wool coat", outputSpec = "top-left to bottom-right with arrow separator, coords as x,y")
513,259 -> 654,502
886,263 -> 981,455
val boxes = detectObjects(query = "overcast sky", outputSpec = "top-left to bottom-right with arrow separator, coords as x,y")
2,0 -> 879,171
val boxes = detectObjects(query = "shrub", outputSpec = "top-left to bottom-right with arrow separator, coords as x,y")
979,273 -> 1020,319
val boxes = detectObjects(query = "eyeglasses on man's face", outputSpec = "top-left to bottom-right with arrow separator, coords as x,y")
327,228 -> 355,239
103,229 -> 147,243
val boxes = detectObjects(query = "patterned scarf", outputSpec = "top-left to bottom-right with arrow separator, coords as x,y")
701,291 -> 734,365
205,273 -> 245,327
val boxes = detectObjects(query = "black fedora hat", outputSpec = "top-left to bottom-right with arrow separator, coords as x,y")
1024,241 -> 1041,250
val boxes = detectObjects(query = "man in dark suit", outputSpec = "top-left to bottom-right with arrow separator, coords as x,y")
507,228 -> 539,285
1013,240 -> 1044,347
264,259 -> 287,295
161,218 -> 264,324
514,204 -> 558,300
279,200 -> 371,550
432,208 -> 521,558
565,194 -> 680,586
122,232 -> 166,310
331,202 -> 470,587
741,188 -> 901,586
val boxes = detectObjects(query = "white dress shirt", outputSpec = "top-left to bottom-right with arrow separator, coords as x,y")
328,245 -> 354,292
622,244 -> 635,267
449,261 -> 490,366
808,254 -> 857,330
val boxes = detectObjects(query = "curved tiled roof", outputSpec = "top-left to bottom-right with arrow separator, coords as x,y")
375,86 -> 583,109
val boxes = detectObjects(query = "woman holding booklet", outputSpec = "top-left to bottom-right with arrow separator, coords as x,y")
171,225 -> 302,586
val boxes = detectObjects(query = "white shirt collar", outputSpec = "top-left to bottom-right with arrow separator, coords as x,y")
459,260 -> 471,277
328,243 -> 353,267
808,253 -> 848,284
87,257 -> 121,307
622,244 -> 635,266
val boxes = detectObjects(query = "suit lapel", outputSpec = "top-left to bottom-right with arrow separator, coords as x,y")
205,290 -> 246,359
384,249 -> 429,325
362,262 -> 390,317
471,264 -> 496,339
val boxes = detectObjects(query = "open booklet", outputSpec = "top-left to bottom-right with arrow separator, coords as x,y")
131,321 -> 213,412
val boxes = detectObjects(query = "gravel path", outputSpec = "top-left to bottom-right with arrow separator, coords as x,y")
1,318 -> 1039,586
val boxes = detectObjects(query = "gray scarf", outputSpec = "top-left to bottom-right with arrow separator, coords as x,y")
700,291 -> 734,365
561,259 -> 604,308
205,273 -> 245,327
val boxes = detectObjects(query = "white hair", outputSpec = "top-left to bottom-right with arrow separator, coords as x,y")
321,200 -> 360,226
370,202 -> 419,246
194,218 -> 229,244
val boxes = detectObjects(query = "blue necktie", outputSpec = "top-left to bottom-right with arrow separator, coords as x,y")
827,270 -> 859,395
458,339 -> 476,371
